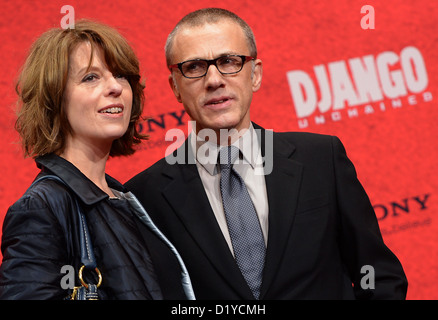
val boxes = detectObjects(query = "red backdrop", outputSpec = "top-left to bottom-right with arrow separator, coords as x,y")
0,0 -> 436,300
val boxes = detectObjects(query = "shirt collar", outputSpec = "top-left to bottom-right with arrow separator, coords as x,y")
190,123 -> 260,176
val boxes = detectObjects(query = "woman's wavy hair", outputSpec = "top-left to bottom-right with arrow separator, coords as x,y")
15,19 -> 147,158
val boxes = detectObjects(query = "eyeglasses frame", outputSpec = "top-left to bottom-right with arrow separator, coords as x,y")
168,55 -> 255,79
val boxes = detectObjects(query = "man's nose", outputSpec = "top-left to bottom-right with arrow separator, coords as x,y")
204,64 -> 225,90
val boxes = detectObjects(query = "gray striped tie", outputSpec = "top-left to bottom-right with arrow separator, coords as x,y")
219,145 -> 266,299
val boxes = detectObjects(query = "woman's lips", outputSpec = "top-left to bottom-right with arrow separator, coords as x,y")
98,104 -> 124,117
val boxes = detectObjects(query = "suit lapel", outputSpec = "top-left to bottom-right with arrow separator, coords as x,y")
254,125 -> 304,298
160,128 -> 304,299
161,140 -> 254,299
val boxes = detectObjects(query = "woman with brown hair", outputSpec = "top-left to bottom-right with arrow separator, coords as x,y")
0,19 -> 194,300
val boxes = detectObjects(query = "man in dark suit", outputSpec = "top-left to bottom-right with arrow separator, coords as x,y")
126,8 -> 407,299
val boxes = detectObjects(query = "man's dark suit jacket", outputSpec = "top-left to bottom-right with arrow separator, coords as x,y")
125,124 -> 408,299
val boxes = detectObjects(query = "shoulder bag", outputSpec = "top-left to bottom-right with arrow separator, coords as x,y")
30,175 -> 102,300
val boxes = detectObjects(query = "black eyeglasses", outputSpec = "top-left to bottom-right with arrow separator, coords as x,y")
168,55 -> 255,79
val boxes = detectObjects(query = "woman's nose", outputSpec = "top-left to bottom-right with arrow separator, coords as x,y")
106,75 -> 123,97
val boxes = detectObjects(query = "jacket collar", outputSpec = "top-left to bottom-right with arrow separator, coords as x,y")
161,123 -> 303,299
189,123 -> 261,176
35,153 -> 125,206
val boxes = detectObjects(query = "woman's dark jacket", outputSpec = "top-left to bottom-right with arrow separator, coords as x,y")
0,154 -> 194,300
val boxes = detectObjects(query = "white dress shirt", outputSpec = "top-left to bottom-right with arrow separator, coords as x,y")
190,124 -> 269,255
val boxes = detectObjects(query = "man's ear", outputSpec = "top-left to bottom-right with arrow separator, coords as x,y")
252,59 -> 263,92
168,73 -> 182,103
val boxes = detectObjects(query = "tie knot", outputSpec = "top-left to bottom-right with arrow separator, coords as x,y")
218,145 -> 240,168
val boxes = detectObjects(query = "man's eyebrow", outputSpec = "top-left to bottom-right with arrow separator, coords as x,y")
182,52 -> 240,61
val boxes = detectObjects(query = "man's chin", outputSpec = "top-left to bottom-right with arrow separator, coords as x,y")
193,119 -> 249,145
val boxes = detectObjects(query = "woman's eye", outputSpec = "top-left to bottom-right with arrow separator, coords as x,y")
82,74 -> 98,82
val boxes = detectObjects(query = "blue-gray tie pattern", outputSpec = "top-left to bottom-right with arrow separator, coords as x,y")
219,145 -> 266,299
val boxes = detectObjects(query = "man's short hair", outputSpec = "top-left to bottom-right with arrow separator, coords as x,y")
165,8 -> 257,66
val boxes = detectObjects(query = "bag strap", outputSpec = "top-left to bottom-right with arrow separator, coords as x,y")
29,175 -> 98,270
